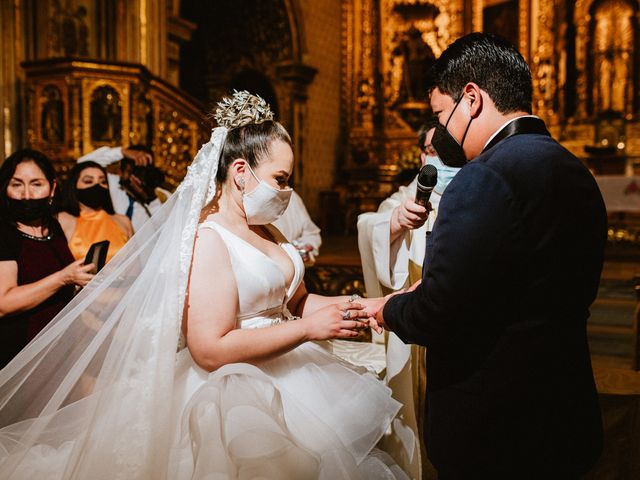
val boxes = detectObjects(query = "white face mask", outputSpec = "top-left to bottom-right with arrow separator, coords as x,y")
242,164 -> 293,225
424,155 -> 461,195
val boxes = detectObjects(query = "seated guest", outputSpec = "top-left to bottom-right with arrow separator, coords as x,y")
0,149 -> 94,368
58,161 -> 133,262
78,145 -> 170,231
273,189 -> 322,263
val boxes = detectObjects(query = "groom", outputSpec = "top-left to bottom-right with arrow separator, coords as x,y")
372,33 -> 606,479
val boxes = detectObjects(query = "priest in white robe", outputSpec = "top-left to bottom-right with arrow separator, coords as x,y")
358,125 -> 460,479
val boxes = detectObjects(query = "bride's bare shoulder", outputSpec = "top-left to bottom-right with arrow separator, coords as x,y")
194,222 -> 225,247
188,223 -> 236,276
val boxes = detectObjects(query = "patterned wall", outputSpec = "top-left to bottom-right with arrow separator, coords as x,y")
296,0 -> 342,218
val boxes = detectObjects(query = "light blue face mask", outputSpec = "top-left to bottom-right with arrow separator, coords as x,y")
424,155 -> 461,195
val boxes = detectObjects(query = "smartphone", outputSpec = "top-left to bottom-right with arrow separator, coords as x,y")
83,240 -> 110,273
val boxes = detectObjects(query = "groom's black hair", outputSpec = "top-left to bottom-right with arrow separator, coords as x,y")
216,121 -> 292,184
426,32 -> 532,114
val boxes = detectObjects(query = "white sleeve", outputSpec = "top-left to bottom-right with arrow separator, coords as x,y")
357,179 -> 417,292
290,192 -> 322,253
78,146 -> 123,167
107,173 -> 129,216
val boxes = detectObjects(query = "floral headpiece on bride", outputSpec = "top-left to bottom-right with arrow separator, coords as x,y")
214,90 -> 274,130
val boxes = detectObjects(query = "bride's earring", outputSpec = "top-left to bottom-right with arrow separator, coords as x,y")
236,176 -> 245,193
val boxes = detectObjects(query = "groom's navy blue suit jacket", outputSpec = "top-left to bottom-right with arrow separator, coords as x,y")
384,127 -> 606,476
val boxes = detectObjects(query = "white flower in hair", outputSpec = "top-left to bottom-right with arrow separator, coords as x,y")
214,90 -> 274,130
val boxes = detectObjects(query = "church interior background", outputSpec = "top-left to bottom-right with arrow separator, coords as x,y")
1,0 -> 640,478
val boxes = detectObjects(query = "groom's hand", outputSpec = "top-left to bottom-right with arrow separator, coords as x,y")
368,289 -> 407,334
358,297 -> 386,317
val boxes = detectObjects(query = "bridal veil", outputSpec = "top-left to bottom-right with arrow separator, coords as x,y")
0,124 -> 227,479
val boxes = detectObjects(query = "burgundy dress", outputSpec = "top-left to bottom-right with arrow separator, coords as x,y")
0,220 -> 75,368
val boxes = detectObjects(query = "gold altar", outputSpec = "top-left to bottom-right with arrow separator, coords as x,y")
22,58 -> 207,188
340,0 -> 640,222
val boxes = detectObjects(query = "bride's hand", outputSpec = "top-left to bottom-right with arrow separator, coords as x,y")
301,302 -> 372,341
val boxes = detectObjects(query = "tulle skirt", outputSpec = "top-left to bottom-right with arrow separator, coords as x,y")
169,341 -> 405,479
1,341 -> 406,479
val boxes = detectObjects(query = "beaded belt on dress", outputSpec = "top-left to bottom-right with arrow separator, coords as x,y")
237,305 -> 300,327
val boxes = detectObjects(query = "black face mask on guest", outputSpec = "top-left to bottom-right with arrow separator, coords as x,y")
431,94 -> 473,168
6,197 -> 52,223
77,184 -> 111,211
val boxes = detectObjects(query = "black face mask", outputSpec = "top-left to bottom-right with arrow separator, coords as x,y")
77,184 -> 111,211
431,95 -> 473,168
6,197 -> 52,223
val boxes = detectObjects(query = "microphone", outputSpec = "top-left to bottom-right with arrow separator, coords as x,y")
415,164 -> 437,208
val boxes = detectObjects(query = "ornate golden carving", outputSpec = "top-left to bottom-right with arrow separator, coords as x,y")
341,0 -> 464,227
352,0 -> 378,133
155,107 -> 199,189
473,1 -> 525,58
381,0 -> 459,113
562,0 -> 640,163
345,0 -> 463,140
22,59 -> 206,182
140,0 -> 147,65
472,0 -> 482,32
575,0 -> 593,119
530,0 -> 558,123
82,79 -> 130,154
591,0 -> 635,115
519,0 -> 530,62
37,82 -> 67,145
48,1 -> 89,57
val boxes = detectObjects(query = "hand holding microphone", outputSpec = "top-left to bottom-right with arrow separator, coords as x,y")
390,164 -> 437,239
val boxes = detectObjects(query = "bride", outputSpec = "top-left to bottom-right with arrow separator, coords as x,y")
0,91 -> 406,479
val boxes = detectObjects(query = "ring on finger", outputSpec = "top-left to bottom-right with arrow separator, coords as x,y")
348,294 -> 362,303
342,310 -> 352,320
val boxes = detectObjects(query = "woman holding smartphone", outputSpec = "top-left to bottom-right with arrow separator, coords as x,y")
0,150 -> 94,368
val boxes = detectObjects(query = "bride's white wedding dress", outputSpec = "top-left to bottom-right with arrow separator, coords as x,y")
0,127 -> 407,479
169,221 -> 405,479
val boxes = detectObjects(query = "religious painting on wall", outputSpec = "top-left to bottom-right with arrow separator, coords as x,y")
482,0 -> 519,49
392,26 -> 436,105
384,1 -> 444,131
90,85 -> 122,143
40,85 -> 64,144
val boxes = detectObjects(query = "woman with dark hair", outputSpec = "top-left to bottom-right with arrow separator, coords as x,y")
58,160 -> 133,262
0,149 -> 94,368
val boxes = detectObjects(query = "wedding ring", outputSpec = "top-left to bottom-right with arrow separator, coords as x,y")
342,310 -> 352,320
348,294 -> 362,303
